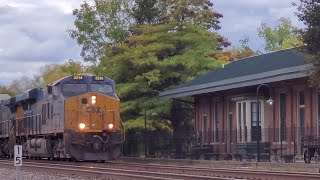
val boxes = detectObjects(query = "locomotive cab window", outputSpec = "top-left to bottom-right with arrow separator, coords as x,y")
62,84 -> 88,97
91,84 -> 113,93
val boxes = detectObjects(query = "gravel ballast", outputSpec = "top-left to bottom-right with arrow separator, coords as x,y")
0,167 -> 93,180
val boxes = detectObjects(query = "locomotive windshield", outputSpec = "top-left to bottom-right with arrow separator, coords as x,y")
62,84 -> 88,96
91,84 -> 113,93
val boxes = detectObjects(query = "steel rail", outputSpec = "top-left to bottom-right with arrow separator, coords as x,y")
0,160 -> 233,180
106,161 -> 320,180
0,159 -> 319,180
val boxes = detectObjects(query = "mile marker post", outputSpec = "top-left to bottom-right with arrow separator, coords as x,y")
14,145 -> 22,180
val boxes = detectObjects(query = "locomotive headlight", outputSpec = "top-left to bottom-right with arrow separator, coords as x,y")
79,123 -> 86,129
91,96 -> 96,104
108,123 -> 114,129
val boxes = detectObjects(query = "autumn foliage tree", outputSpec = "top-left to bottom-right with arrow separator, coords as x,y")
69,0 -> 230,156
97,0 -> 228,156
226,37 -> 259,61
0,59 -> 91,96
294,0 -> 320,87
258,17 -> 303,52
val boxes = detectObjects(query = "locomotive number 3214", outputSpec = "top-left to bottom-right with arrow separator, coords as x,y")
73,75 -> 83,80
94,76 -> 104,81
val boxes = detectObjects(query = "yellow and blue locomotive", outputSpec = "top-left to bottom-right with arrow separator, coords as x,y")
0,74 -> 124,161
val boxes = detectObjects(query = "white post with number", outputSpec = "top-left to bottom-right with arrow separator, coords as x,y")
14,145 -> 22,180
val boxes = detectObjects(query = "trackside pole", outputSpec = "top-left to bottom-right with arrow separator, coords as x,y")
14,145 -> 22,180
16,166 -> 21,180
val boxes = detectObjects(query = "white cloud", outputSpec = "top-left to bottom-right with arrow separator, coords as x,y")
0,0 -> 306,85
0,0 -> 83,85
42,0 -> 88,14
215,0 -> 296,9
215,0 -> 302,51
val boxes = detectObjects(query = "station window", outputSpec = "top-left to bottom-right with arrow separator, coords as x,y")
298,91 -> 305,137
214,103 -> 220,142
280,93 -> 286,141
236,102 -> 248,143
243,102 -> 247,142
228,100 -> 233,143
202,114 -> 207,144
251,102 -> 261,141
238,103 -> 242,142
318,92 -> 320,135
298,90 -> 305,154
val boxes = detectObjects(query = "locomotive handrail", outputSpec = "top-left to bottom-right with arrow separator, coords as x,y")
16,114 -> 42,119
104,114 -> 125,145
119,116 -> 126,143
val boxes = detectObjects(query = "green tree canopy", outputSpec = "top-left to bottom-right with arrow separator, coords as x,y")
68,0 -> 132,63
94,1 -> 228,134
295,0 -> 320,87
69,1 -> 229,155
69,0 -> 226,64
258,17 -> 303,52
132,0 -> 164,25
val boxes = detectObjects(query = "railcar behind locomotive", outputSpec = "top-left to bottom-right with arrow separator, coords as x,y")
0,74 -> 124,161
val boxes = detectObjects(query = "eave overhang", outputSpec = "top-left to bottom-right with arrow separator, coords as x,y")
159,64 -> 309,100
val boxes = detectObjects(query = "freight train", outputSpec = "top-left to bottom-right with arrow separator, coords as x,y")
0,74 -> 124,161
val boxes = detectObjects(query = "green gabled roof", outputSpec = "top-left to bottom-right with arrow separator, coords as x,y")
160,47 -> 309,99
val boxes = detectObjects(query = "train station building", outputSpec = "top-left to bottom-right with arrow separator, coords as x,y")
160,47 -> 319,162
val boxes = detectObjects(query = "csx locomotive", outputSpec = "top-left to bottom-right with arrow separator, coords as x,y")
0,74 -> 124,161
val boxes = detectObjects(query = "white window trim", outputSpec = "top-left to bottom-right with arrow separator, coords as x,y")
236,99 -> 265,143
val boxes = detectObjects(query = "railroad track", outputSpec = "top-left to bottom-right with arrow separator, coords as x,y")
0,159 -> 319,179
0,159 -> 233,180
106,161 -> 320,180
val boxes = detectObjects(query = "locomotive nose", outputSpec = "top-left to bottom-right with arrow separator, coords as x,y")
65,92 -> 120,132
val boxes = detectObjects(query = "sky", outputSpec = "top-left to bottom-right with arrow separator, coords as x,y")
0,0 -> 303,85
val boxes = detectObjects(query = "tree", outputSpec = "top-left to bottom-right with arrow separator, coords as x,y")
68,0 -> 165,64
132,0 -> 163,25
40,64 -> 68,85
70,0 -> 229,156
0,85 -> 14,97
5,76 -> 42,95
294,0 -> 320,87
0,59 -> 90,97
162,0 -> 223,30
68,0 -> 226,64
258,17 -> 303,52
60,59 -> 92,75
94,0 -> 228,157
68,0 -> 132,63
41,60 -> 91,85
226,37 -> 259,61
